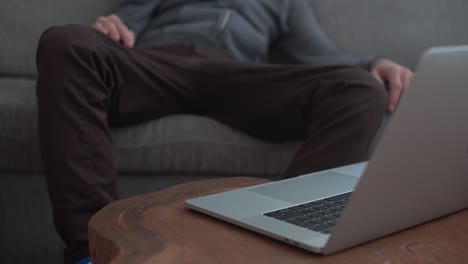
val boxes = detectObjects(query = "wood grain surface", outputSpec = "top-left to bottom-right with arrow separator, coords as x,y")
89,177 -> 468,264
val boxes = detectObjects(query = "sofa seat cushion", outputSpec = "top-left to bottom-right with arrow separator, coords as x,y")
0,78 -> 299,175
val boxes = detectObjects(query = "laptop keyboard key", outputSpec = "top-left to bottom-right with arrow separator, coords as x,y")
295,216 -> 311,222
283,211 -> 306,220
286,219 -> 304,226
306,213 -> 322,219
329,206 -> 343,212
322,215 -> 338,221
313,205 -> 328,210
318,209 -> 334,215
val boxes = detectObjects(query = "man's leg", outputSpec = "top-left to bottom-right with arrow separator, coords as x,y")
190,60 -> 387,177
36,25 -> 200,263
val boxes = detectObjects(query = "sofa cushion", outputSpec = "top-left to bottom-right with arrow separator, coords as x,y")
311,0 -> 468,69
0,78 -> 299,175
0,0 -> 117,77
111,115 -> 299,175
0,78 -> 42,170
2,0 -> 468,78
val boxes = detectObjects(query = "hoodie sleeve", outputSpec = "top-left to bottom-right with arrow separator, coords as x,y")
276,0 -> 375,70
114,0 -> 162,37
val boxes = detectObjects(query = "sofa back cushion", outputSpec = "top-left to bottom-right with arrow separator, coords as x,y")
1,0 -> 467,75
311,0 -> 468,69
0,0 -> 118,77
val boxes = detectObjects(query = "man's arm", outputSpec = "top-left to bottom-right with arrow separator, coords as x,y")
277,0 -> 413,112
276,0 -> 373,69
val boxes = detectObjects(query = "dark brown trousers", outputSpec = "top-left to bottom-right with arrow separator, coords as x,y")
36,24 -> 387,263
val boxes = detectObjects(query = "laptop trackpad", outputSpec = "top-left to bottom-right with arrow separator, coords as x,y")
249,171 -> 359,204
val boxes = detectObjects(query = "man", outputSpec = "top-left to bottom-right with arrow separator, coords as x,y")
35,0 -> 412,263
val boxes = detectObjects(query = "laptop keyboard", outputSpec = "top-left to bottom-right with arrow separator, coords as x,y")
263,192 -> 352,234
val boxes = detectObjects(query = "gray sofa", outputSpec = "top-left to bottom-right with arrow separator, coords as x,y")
1,0 -> 467,263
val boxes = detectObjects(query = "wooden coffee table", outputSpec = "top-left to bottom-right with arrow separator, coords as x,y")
89,177 -> 468,264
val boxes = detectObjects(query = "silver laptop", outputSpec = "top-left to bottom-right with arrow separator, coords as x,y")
186,46 -> 468,255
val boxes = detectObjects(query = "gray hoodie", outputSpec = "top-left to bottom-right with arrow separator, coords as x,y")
116,0 -> 374,69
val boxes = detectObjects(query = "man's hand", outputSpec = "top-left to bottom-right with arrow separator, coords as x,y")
92,14 -> 135,48
371,58 -> 414,112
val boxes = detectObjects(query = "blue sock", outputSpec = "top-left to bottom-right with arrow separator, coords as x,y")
75,257 -> 91,264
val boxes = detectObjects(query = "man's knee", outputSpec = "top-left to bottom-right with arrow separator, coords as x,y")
36,24 -> 105,102
343,67 -> 388,115
315,67 -> 388,135
37,24 -> 99,65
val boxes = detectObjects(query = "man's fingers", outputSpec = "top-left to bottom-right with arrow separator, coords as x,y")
102,20 -> 120,42
127,30 -> 135,48
108,14 -> 134,48
387,71 -> 404,112
92,14 -> 134,47
392,70 -> 413,112
92,17 -> 109,34
93,16 -> 120,42
402,70 -> 414,90
371,69 -> 385,85
371,58 -> 414,113
93,22 -> 109,35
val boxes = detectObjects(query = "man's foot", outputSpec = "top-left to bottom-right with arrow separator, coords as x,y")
75,257 -> 91,264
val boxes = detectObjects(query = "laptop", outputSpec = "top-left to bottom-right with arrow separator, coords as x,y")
186,46 -> 468,255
